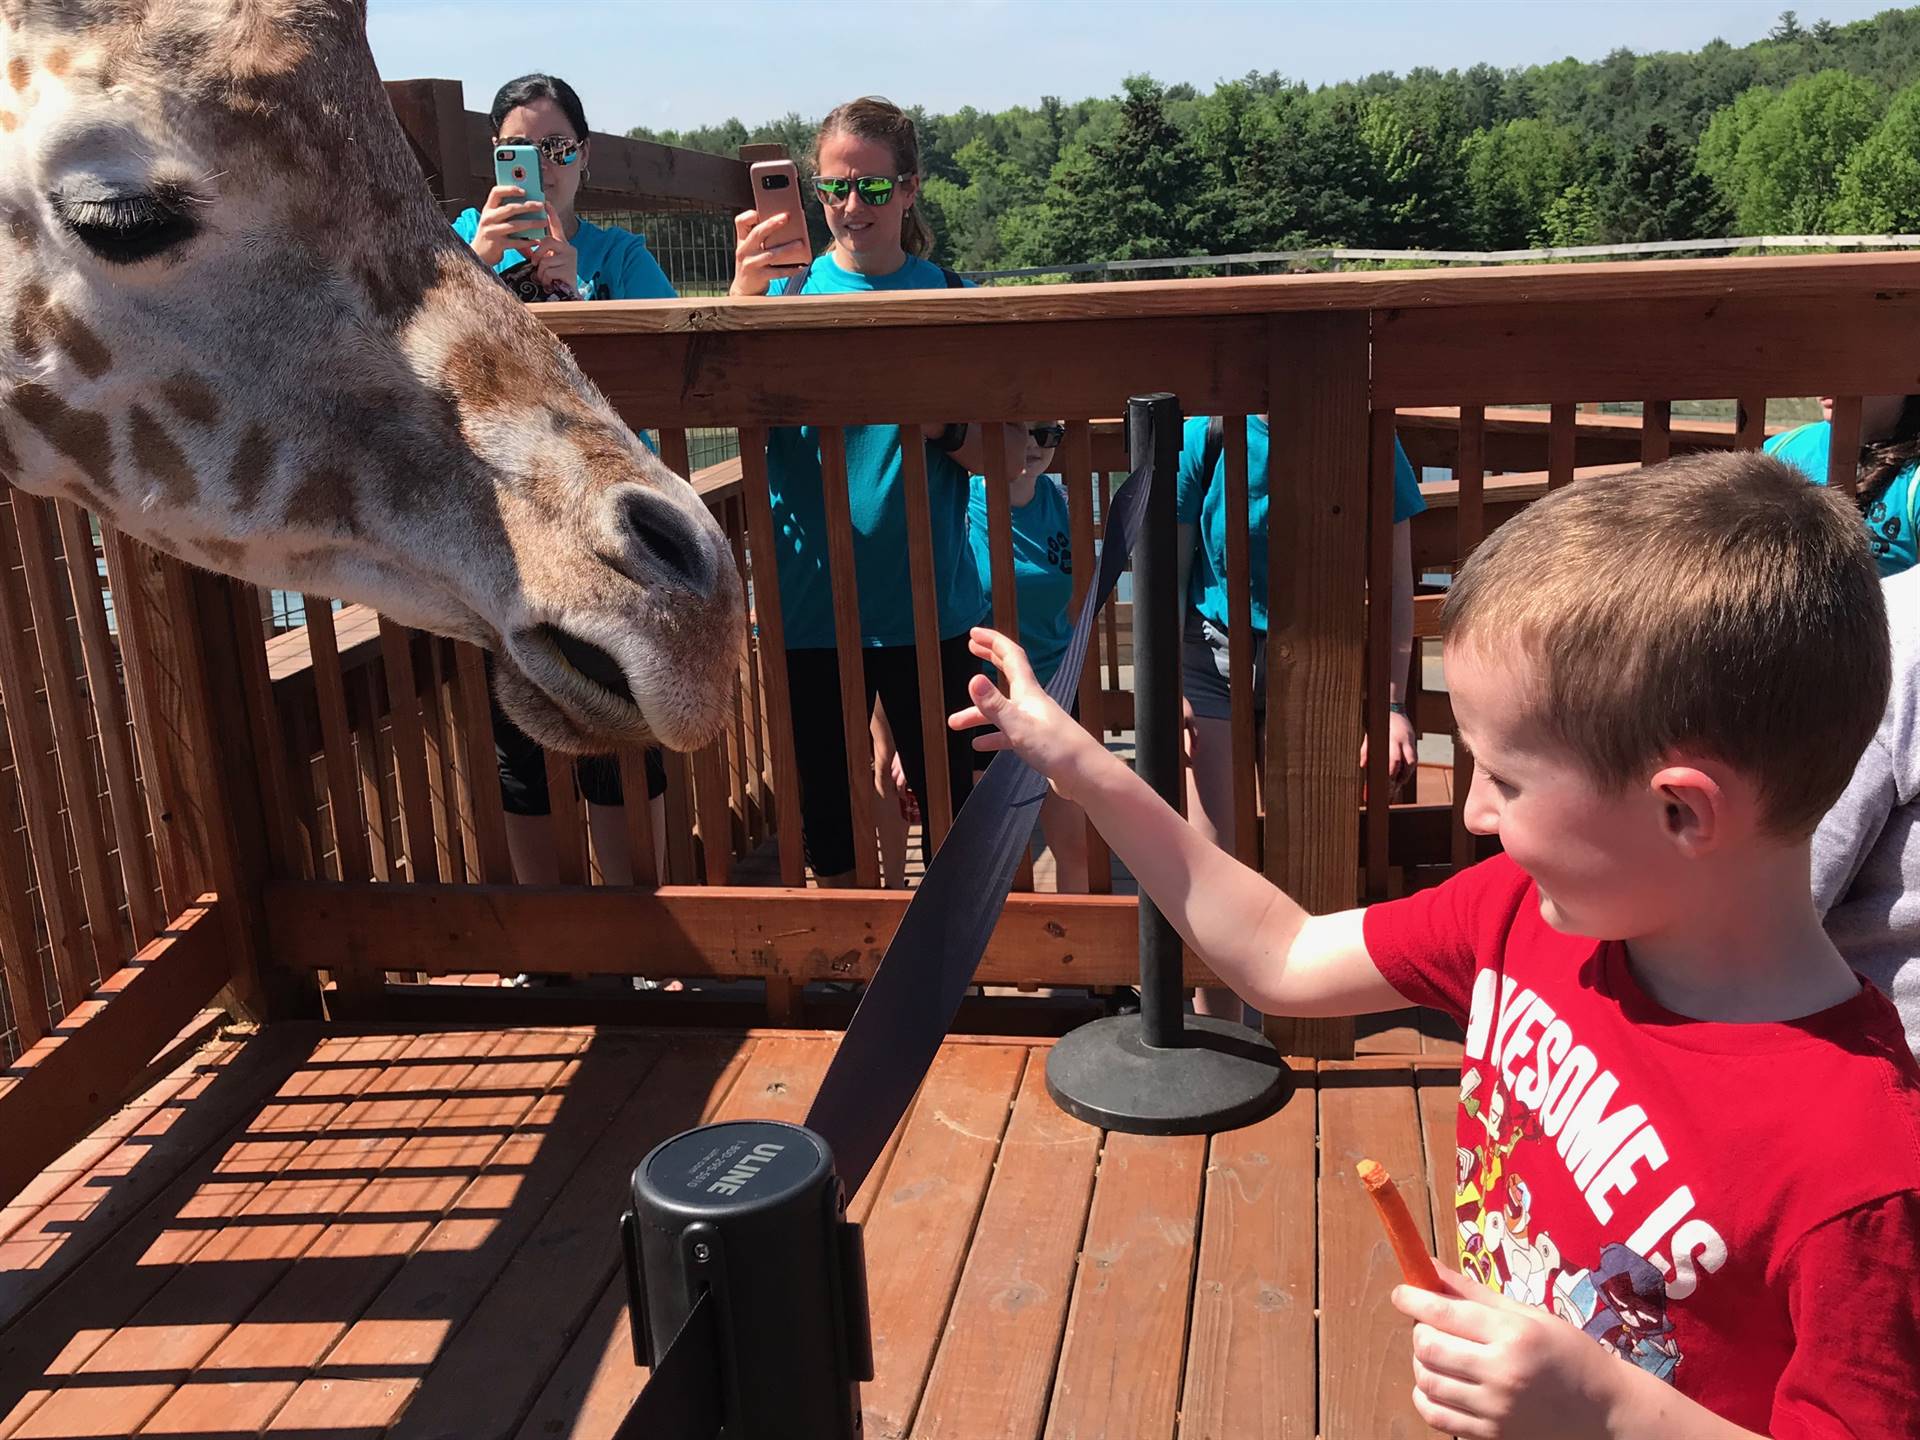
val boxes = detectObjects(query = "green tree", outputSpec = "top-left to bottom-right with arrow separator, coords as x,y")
1771,10 -> 1804,41
1461,117 -> 1589,247
1832,80 -> 1920,229
1699,69 -> 1882,229
1026,76 -> 1202,263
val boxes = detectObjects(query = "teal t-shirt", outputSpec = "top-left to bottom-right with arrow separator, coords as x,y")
1175,416 -> 1428,632
450,209 -> 676,300
1765,421 -> 1920,578
765,253 -> 987,649
967,475 -> 1074,686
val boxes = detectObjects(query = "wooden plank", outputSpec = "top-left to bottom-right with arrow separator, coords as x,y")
1060,423 -> 1111,892
1452,407 -> 1485,874
1365,412 -> 1394,903
983,422 -> 1021,643
737,429 -> 805,887
0,750 -> 46,1047
379,620 -> 440,884
301,597 -> 371,883
858,1043 -> 1025,1439
6,1027 -> 509,1440
1043,1131 -> 1205,1440
660,747 -> 696,884
1223,415 -> 1260,869
229,583 -> 304,886
0,494 -> 89,1008
900,432 -> 954,849
131,1027 -> 591,1437
452,642 -> 513,883
264,881 -> 1221,987
1179,1069 -> 1319,1440
694,734 -> 734,885
1735,393 -> 1768,451
349,665 -> 393,881
819,425 -> 880,887
1372,292 -> 1920,408
1417,1065 -> 1460,1271
419,638 -> 459,881
1828,394 -> 1863,498
12,495 -> 120,978
914,1052 -> 1101,1440
1640,398 -> 1672,466
1316,1061 -> 1438,1440
0,1029 -> 412,1437
1547,401 -> 1577,491
0,899 -> 231,1210
1261,312 -> 1367,1060
384,1038 -> 786,1440
544,748 -> 588,885
616,747 -> 659,889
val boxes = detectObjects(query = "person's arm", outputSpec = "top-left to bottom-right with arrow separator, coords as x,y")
919,422 -> 1025,479
1810,735 -> 1898,916
730,210 -> 810,297
951,628 -> 1412,1017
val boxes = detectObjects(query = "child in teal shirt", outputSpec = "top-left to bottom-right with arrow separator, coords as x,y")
1764,394 -> 1920,578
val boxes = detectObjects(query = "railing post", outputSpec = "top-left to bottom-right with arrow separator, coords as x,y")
384,78 -> 474,213
1261,312 -> 1369,1060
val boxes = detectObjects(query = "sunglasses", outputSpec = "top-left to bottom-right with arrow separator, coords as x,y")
1029,423 -> 1066,448
497,134 -> 583,166
812,173 -> 910,207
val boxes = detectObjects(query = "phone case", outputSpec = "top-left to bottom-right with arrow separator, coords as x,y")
493,145 -> 547,243
749,160 -> 811,262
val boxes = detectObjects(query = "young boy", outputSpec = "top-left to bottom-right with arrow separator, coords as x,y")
951,451 -> 1920,1438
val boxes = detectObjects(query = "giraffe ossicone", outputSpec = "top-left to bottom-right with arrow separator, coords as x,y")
0,0 -> 745,755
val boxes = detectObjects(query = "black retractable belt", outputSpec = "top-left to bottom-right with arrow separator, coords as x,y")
613,398 -> 1169,1439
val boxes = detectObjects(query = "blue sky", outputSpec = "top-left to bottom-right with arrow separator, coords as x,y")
367,1 -> 1895,138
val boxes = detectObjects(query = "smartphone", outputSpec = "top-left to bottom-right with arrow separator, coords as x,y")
493,145 -> 547,243
749,160 -> 811,266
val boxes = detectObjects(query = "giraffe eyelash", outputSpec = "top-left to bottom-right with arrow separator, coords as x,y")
52,183 -> 200,265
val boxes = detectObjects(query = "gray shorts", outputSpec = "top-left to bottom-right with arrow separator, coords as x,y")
1181,611 -> 1266,722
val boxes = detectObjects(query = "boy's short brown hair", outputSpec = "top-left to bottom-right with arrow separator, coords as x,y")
1441,451 -> 1889,837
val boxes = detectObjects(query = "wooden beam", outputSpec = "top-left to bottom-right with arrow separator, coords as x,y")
0,898 -> 230,1208
263,881 -> 1224,989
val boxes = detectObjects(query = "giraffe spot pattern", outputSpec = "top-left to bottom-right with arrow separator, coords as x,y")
286,465 -> 360,537
10,384 -> 113,488
160,376 -> 221,428
226,422 -> 277,514
129,405 -> 196,505
198,537 -> 244,570
6,57 -> 27,92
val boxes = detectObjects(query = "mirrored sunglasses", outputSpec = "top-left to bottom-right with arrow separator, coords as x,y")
496,134 -> 583,166
812,174 -> 908,207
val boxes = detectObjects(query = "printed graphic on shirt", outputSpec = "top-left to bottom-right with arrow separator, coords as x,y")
1456,970 -> 1731,1388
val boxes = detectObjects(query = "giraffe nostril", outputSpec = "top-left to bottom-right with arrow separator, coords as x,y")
616,490 -> 710,594
535,624 -> 634,708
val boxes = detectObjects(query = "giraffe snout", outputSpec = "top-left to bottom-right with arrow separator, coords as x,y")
604,484 -> 724,599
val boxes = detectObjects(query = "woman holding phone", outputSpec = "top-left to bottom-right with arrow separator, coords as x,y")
731,96 -> 1022,885
452,73 -> 674,890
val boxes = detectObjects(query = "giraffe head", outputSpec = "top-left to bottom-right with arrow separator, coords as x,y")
0,0 -> 744,754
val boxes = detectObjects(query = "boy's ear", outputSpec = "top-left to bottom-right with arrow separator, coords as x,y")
1650,763 -> 1724,854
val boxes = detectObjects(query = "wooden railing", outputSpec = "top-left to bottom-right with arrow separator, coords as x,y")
3,252 -> 1913,1204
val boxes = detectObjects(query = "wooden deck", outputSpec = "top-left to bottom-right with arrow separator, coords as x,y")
0,1022 -> 1461,1440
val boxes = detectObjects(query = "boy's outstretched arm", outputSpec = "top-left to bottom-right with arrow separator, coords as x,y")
951,627 -> 1413,1018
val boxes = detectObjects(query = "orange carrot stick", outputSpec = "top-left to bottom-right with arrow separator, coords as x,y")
1357,1159 -> 1444,1292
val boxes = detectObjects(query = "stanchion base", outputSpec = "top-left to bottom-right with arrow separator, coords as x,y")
1045,1014 -> 1295,1135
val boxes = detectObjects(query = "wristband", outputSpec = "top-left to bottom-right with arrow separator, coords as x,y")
1388,702 -> 1407,716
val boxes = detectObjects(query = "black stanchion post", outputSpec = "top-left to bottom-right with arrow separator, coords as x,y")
1045,394 -> 1295,1135
1132,393 -> 1186,1047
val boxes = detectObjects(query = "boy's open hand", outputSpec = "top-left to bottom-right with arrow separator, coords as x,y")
1393,1268 -> 1622,1439
948,627 -> 1097,801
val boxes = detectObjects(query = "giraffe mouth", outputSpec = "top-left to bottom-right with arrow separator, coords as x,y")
534,624 -> 635,709
494,623 -> 654,754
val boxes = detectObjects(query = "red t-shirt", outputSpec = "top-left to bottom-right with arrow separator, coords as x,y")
1364,854 -> 1920,1437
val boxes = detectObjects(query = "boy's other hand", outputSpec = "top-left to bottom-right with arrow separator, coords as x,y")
1393,1268 -> 1621,1439
949,628 -> 1099,801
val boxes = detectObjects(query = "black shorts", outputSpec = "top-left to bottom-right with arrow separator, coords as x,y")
786,634 -> 984,878
490,688 -> 666,817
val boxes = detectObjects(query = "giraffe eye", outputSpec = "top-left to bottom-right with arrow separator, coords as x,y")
52,185 -> 198,265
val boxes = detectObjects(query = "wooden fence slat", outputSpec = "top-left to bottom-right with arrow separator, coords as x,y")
228,584 -> 304,886
451,642 -> 513,884
1547,401 -> 1577,490
378,620 -> 440,885
1261,312 -> 1367,1060
616,748 -> 659,889
52,501 -> 161,945
423,638 -> 464,880
857,1044 -> 1026,1439
1735,394 -> 1768,451
1044,1131 -> 1206,1440
0,760 -> 47,1048
913,1051 -> 1101,1439
724,498 -> 755,851
348,666 -> 392,881
1641,398 -> 1672,465
1222,415 -> 1260,870
10,494 -> 120,979
1365,411 -> 1395,903
899,431 -> 955,850
0,494 -> 89,1009
818,425 -> 880,888
737,429 -> 805,887
301,596 -> 371,884
1452,407 -> 1486,874
693,740 -> 733,885
1061,421 -> 1112,892
544,749 -> 587,885
660,748 -> 696,884
982,422 -> 1021,642
1180,1071 -> 1319,1439
1828,394 -> 1863,498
